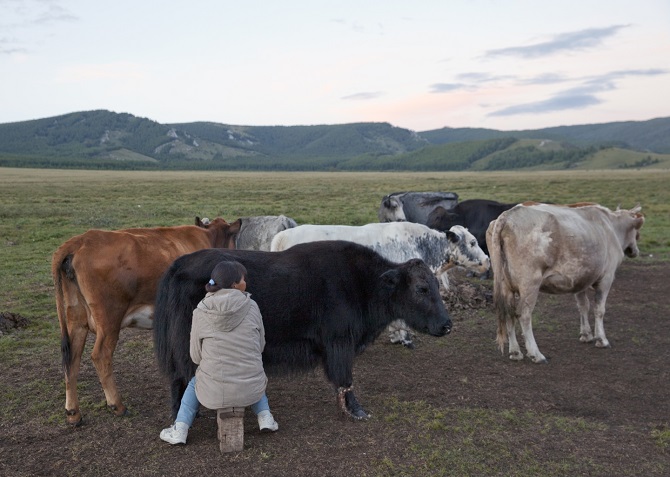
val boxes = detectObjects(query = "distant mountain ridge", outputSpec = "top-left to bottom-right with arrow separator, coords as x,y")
421,117 -> 670,153
0,110 -> 668,170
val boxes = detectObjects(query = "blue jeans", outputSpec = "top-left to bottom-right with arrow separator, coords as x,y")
176,376 -> 270,426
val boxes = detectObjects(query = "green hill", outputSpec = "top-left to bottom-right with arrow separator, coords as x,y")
421,117 -> 670,154
0,110 -> 668,171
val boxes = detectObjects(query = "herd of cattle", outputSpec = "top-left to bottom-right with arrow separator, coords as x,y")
51,191 -> 644,425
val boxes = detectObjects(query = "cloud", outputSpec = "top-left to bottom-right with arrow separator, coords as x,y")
456,72 -> 514,83
430,73 -> 515,93
341,91 -> 384,101
488,68 -> 669,117
0,46 -> 27,54
485,25 -> 630,58
431,67 -> 668,113
0,36 -> 27,55
2,0 -> 78,26
520,73 -> 570,85
331,17 -> 384,35
583,68 -> 667,85
32,4 -> 78,25
0,1 -> 78,54
489,90 -> 602,116
430,83 -> 469,93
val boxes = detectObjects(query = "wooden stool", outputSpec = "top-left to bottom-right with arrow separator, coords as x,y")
217,407 -> 245,453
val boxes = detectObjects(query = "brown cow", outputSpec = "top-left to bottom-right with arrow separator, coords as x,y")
486,203 -> 644,363
52,217 -> 240,425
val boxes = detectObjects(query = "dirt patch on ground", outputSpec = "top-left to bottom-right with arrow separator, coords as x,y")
1,261 -> 668,476
0,312 -> 29,335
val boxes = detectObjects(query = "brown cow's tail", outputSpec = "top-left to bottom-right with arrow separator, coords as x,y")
52,249 -> 75,376
487,213 -> 515,354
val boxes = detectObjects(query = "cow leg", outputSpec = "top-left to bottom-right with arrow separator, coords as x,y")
323,341 -> 369,420
90,325 -> 127,417
593,285 -> 612,348
64,322 -> 88,426
517,289 -> 547,363
505,317 -> 523,361
337,386 -> 368,420
387,319 -> 415,349
574,291 -> 594,343
438,270 -> 451,291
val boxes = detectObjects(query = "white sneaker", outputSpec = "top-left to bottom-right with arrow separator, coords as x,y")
257,410 -> 278,432
160,421 -> 189,444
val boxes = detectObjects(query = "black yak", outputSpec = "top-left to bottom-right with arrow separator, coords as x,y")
153,240 -> 451,420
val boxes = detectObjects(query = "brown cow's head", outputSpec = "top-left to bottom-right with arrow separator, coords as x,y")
195,217 -> 241,249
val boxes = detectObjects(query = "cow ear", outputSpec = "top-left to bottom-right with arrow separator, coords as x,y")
229,218 -> 242,233
445,230 -> 459,244
380,269 -> 401,291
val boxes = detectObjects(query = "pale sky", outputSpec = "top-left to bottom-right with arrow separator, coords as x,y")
2,0 -> 669,132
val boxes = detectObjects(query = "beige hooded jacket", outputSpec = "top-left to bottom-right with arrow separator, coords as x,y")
190,288 -> 267,410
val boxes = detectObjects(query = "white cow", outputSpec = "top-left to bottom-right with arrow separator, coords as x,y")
486,202 -> 644,363
271,221 -> 490,347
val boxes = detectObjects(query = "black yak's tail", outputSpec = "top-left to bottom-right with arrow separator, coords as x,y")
153,251 -> 215,418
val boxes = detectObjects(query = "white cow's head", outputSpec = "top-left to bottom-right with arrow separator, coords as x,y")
615,205 -> 645,258
378,195 -> 406,222
443,225 -> 490,274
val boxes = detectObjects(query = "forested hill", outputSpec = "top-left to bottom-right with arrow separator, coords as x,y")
0,110 -> 668,171
421,117 -> 670,153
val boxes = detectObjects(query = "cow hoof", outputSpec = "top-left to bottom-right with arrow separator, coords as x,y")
108,404 -> 129,417
531,356 -> 549,364
66,409 -> 83,427
509,351 -> 523,361
349,409 -> 371,421
595,340 -> 611,348
579,334 -> 594,343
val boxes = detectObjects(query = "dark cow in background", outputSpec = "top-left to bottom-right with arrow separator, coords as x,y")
378,191 -> 459,224
153,241 -> 452,421
52,217 -> 240,425
234,214 -> 297,251
487,202 -> 644,364
427,199 -> 517,256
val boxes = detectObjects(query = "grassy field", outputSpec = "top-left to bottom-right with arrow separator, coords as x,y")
1,167 -> 668,476
0,167 -> 668,320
